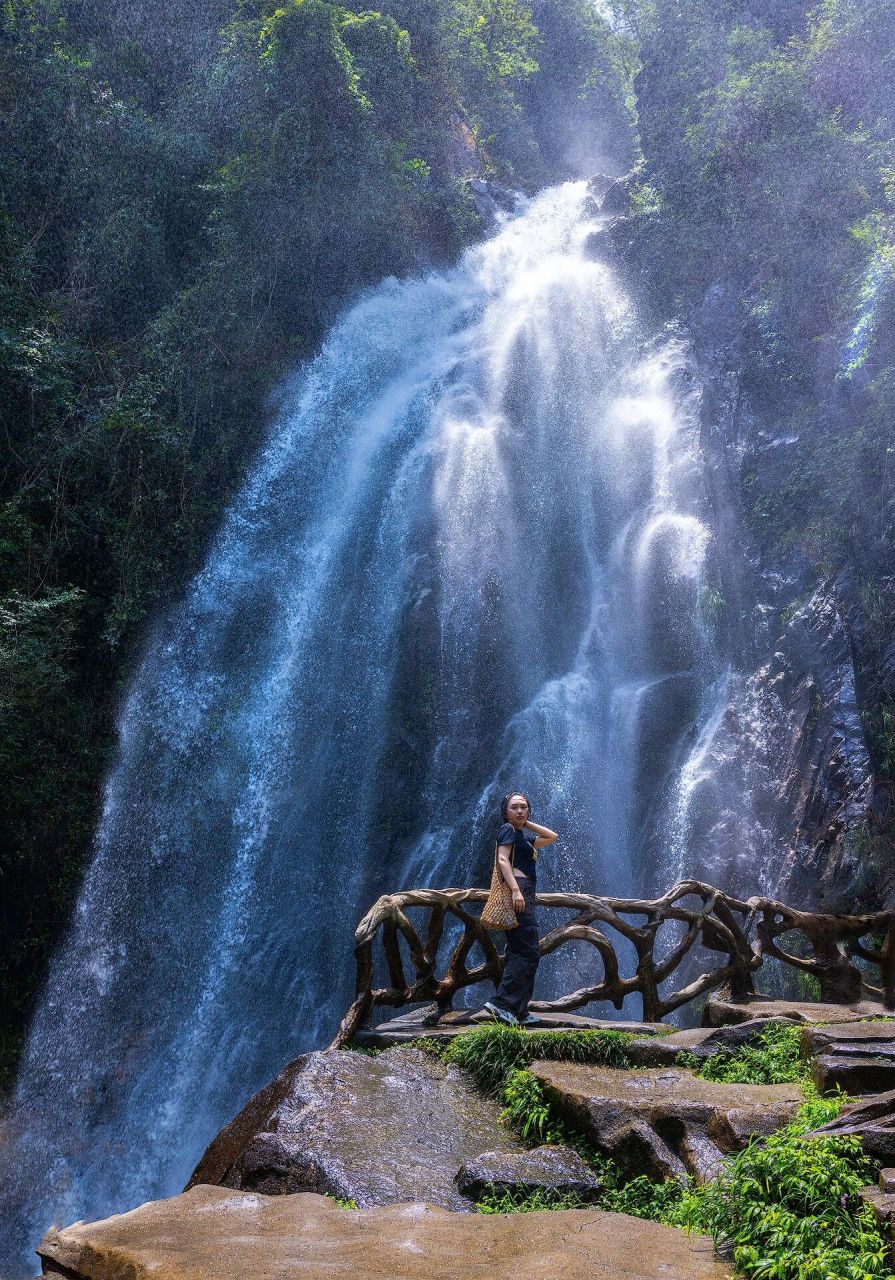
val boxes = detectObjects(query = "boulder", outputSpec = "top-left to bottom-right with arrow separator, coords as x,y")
801,1021 -> 895,1094
810,1087 -> 895,1161
703,996 -> 886,1027
812,1054 -> 895,1095
627,1019 -> 798,1067
456,1145 -> 602,1201
531,1062 -> 802,1183
37,1184 -> 733,1280
187,1047 -> 522,1211
597,174 -> 633,215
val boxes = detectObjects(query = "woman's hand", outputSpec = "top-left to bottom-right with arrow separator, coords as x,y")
512,889 -> 525,914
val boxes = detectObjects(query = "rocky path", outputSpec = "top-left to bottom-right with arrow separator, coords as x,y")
35,1005 -> 895,1279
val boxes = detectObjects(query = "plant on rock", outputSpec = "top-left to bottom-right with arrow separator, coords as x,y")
678,1021 -> 808,1086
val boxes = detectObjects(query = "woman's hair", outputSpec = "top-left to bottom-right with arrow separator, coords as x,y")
500,791 -> 531,821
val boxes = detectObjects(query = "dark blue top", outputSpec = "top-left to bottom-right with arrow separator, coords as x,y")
496,822 -> 538,881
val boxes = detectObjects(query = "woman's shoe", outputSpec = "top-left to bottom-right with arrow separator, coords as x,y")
520,1013 -> 542,1027
484,1001 -> 520,1027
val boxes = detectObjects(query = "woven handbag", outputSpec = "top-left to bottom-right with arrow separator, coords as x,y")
480,839 -> 519,931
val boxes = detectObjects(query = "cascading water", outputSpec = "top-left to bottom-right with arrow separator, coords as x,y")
0,181 -> 721,1274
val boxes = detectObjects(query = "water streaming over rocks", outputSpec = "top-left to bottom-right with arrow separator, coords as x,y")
1,181 -> 743,1273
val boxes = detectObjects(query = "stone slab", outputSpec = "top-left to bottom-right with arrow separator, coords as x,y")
532,1062 -> 802,1183
802,1021 -> 895,1094
187,1047 -> 522,1210
703,996 -> 888,1028
802,1020 -> 895,1053
37,1184 -> 732,1280
812,1054 -> 895,1095
811,1087 -> 895,1162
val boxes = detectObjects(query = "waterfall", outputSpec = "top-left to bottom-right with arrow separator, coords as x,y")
0,180 -> 719,1274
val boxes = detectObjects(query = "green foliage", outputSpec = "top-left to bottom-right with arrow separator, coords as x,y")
622,0 -> 895,603
500,1066 -> 567,1142
326,1194 -> 359,1208
863,694 -> 895,778
454,0 -> 540,85
450,1023 -> 889,1279
477,1182 -> 592,1213
689,1105 -> 887,1280
680,1022 -> 808,1086
444,1023 -> 631,1094
521,0 -> 637,179
599,1173 -> 692,1224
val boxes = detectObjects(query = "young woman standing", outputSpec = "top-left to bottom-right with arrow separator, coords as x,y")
484,791 -> 558,1027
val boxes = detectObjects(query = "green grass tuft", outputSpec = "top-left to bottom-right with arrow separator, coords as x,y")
444,1023 -> 631,1094
599,1173 -> 694,1224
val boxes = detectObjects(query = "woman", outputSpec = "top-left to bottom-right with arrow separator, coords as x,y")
484,791 -> 559,1027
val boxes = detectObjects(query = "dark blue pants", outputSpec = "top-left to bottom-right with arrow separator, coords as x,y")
491,877 -> 539,1019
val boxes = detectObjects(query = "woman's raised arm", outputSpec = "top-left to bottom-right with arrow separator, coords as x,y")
526,818 -> 558,849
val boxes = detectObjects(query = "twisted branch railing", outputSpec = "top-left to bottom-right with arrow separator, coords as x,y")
331,881 -> 895,1047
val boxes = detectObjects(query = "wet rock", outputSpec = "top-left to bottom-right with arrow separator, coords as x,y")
627,1018 -> 797,1067
749,586 -> 873,904
597,173 -> 633,215
37,1184 -> 733,1280
812,1054 -> 895,1094
187,1047 -> 522,1211
469,178 -> 519,227
804,1021 -> 895,1094
802,1020 -> 895,1054
456,1145 -> 602,1202
649,581 -> 874,910
531,1062 -> 802,1183
810,1087 -> 895,1161
703,996 -> 886,1027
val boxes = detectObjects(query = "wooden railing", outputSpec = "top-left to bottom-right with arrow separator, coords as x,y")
331,881 -> 895,1047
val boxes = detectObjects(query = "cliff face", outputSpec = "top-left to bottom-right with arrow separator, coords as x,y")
668,322 -> 892,908
601,1 -> 895,906
684,314 -> 895,909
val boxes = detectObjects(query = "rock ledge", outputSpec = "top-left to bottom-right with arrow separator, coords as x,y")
38,1184 -> 732,1280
